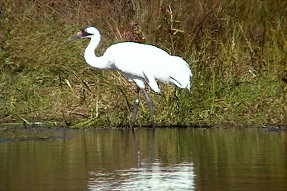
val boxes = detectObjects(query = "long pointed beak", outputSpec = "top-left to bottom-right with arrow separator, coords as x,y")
69,35 -> 80,41
68,31 -> 82,41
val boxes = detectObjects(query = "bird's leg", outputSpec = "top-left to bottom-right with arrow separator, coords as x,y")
131,87 -> 141,127
142,89 -> 154,127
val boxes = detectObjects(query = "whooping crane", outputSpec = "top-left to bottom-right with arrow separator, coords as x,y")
69,26 -> 192,126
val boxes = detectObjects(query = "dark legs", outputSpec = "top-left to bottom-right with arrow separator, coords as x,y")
131,87 -> 154,127
142,89 -> 154,126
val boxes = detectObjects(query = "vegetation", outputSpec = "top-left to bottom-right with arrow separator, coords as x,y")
0,0 -> 286,127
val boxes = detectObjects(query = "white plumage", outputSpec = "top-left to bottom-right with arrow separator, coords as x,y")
69,26 -> 192,126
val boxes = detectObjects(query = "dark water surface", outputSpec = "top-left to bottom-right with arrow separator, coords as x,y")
0,128 -> 286,191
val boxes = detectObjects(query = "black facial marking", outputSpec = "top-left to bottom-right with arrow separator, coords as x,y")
81,29 -> 93,37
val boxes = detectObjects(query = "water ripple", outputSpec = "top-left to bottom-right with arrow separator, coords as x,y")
88,162 -> 195,191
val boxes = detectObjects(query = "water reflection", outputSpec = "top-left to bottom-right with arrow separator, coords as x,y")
86,129 -> 195,190
0,128 -> 286,191
88,161 -> 194,191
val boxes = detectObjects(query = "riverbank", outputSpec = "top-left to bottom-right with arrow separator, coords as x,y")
1,0 -> 286,128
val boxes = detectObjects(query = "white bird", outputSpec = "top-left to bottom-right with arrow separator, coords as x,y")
69,26 -> 192,126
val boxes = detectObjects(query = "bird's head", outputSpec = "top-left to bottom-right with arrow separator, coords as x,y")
69,26 -> 100,41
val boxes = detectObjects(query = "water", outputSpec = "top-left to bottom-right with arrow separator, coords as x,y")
0,128 -> 286,191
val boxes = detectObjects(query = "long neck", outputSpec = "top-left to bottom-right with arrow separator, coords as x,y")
84,36 -> 110,69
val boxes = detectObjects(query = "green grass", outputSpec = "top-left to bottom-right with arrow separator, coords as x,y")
0,0 -> 286,127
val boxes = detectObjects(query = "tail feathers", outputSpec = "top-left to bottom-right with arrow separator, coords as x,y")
168,56 -> 192,89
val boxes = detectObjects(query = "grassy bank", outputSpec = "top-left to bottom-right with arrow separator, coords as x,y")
0,0 -> 286,127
